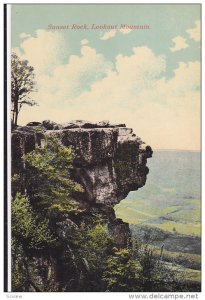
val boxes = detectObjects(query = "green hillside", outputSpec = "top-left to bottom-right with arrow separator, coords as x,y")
115,197 -> 201,236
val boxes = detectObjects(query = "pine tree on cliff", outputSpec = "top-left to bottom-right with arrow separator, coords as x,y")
11,52 -> 37,126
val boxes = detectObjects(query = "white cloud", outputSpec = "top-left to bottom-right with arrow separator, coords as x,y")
187,20 -> 200,42
168,61 -> 200,93
74,56 -> 199,150
39,45 -> 113,99
20,32 -> 31,39
81,39 -> 89,45
119,27 -> 132,34
15,29 -> 68,74
14,40 -> 113,109
14,32 -> 200,150
100,29 -> 116,40
170,36 -> 189,52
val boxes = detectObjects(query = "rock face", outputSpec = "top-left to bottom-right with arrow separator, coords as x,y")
11,120 -> 152,207
11,120 -> 152,291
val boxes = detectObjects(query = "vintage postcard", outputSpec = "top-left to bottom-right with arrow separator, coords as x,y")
4,3 -> 201,295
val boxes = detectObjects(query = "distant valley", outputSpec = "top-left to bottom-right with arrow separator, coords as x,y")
115,150 -> 201,288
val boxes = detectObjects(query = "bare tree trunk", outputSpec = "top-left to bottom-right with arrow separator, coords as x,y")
14,102 -> 18,126
12,110 -> 15,123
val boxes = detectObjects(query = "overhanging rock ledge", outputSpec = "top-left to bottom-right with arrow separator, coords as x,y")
12,119 -> 153,207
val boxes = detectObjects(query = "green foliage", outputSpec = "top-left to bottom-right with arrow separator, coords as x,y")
12,193 -> 55,250
11,52 -> 37,126
132,238 -> 182,292
102,248 -> 141,292
12,137 -> 84,290
76,223 -> 112,270
138,244 -> 155,283
22,137 -> 82,219
12,240 -> 27,291
64,215 -> 114,291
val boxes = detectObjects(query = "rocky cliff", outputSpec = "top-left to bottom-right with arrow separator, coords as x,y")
11,120 -> 152,291
12,120 -> 152,206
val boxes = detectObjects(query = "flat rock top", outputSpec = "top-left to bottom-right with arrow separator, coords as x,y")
26,120 -> 126,130
14,120 -> 147,148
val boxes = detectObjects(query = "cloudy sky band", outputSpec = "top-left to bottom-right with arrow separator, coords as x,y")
11,4 -> 201,151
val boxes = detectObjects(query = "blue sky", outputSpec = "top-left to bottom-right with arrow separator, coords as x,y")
11,4 -> 201,150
